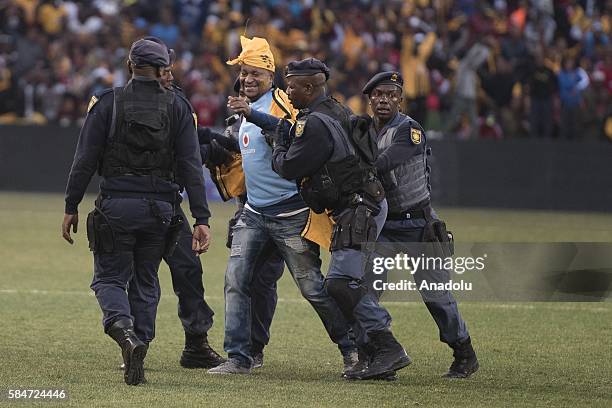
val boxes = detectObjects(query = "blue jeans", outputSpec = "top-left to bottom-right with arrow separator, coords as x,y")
249,241 -> 284,354
91,197 -> 172,343
224,208 -> 353,366
377,211 -> 469,345
327,200 -> 391,345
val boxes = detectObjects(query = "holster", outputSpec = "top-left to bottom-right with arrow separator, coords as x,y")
86,203 -> 115,254
163,214 -> 184,258
330,205 -> 378,252
422,218 -> 454,257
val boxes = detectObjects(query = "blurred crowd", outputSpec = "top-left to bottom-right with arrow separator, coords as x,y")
0,0 -> 611,140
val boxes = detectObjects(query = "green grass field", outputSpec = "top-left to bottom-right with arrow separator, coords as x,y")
1,192 -> 611,407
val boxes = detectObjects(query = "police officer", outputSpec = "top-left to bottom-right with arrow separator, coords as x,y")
269,58 -> 412,381
363,71 -> 479,378
124,36 -> 223,370
62,39 -> 211,385
208,38 -> 357,375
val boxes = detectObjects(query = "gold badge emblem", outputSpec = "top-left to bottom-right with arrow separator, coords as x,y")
87,95 -> 99,113
410,128 -> 422,144
391,73 -> 398,82
295,119 -> 306,137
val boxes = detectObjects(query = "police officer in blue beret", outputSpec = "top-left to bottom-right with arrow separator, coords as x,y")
62,38 -> 212,385
363,71 -> 479,378
268,58 -> 412,381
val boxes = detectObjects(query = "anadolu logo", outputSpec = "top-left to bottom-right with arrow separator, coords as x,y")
243,133 -> 250,147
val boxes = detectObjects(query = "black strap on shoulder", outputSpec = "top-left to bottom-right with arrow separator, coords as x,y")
109,87 -> 125,143
309,111 -> 353,155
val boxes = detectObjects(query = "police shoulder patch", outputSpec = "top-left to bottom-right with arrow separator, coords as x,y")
410,127 -> 422,144
87,95 -> 99,113
295,119 -> 307,137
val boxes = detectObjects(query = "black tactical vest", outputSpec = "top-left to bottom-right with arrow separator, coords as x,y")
100,80 -> 176,180
300,112 -> 384,213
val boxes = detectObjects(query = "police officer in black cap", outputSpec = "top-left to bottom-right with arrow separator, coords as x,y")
363,71 -> 479,378
268,58 -> 412,381
62,38 -> 212,385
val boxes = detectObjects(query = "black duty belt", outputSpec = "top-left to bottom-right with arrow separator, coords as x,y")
386,206 -> 432,220
100,190 -> 177,203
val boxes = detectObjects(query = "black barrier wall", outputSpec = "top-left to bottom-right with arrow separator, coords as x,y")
1,125 -> 611,212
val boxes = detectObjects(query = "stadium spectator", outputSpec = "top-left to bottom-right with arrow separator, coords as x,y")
444,39 -> 490,139
526,50 -> 558,138
558,56 -> 589,139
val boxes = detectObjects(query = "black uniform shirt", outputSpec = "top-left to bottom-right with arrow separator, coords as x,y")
64,78 -> 211,225
272,95 -> 350,181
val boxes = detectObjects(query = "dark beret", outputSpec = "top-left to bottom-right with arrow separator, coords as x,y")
285,58 -> 330,80
129,38 -> 169,67
362,71 -> 404,95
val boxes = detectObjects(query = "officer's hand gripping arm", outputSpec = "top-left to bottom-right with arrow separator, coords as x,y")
266,118 -> 292,148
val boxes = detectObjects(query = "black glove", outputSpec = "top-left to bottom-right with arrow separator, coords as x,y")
265,118 -> 292,148
210,131 -> 240,153
207,139 -> 233,167
197,127 -> 212,145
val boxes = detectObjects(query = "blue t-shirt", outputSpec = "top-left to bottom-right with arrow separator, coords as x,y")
239,89 -> 299,208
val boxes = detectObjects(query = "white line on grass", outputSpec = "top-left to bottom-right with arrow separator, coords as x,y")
0,289 -> 610,312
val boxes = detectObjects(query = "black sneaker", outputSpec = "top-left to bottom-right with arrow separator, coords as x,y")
354,330 -> 411,380
180,333 -> 226,369
107,319 -> 148,386
252,352 -> 264,369
443,337 -> 479,379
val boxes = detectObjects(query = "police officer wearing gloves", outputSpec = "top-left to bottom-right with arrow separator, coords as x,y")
61,39 -> 212,386
363,71 -> 479,379
208,38 -> 357,375
268,58 -> 412,381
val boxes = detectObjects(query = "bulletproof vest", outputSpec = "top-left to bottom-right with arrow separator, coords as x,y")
313,97 -> 352,134
300,111 -> 383,213
100,81 -> 176,181
376,113 -> 430,213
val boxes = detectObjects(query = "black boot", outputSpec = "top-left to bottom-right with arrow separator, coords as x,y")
344,342 -> 399,381
107,319 -> 148,386
180,333 -> 226,368
353,330 -> 411,380
443,337 -> 479,379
